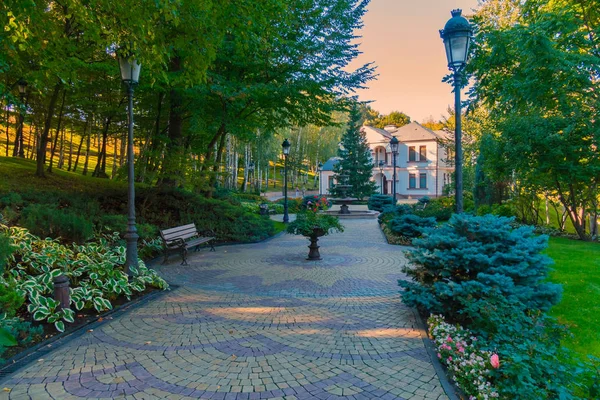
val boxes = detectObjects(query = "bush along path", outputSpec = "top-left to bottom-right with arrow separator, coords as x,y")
0,224 -> 168,365
0,219 -> 452,399
399,214 -> 600,399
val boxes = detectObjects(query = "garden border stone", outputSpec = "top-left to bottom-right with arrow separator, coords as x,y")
410,307 -> 461,400
0,286 -> 173,383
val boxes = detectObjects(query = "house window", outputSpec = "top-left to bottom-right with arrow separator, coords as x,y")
420,173 -> 427,189
419,146 -> 427,161
409,146 -> 416,162
409,173 -> 416,189
328,176 -> 334,189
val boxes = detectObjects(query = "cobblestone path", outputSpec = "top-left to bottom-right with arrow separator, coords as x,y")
1,220 -> 448,400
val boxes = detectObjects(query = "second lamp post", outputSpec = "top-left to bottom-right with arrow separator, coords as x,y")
440,9 -> 472,213
118,54 -> 141,276
390,137 -> 399,202
282,139 -> 291,223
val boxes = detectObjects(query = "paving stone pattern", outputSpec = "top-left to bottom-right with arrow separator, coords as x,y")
1,219 -> 448,400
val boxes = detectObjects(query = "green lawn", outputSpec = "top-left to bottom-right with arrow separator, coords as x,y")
547,236 -> 600,358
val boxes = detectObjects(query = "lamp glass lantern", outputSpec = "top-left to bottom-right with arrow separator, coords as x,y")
389,137 -> 399,154
282,139 -> 291,155
440,9 -> 473,71
118,56 -> 141,85
17,79 -> 28,96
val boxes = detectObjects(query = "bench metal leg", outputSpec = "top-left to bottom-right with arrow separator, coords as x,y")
210,241 -> 216,252
181,248 -> 188,266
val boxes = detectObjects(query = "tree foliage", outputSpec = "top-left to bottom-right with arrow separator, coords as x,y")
468,0 -> 600,239
330,103 -> 377,200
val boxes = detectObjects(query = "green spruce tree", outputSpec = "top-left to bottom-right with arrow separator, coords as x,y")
331,104 -> 377,200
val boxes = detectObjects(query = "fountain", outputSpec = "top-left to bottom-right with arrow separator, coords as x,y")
324,174 -> 379,219
331,174 -> 356,215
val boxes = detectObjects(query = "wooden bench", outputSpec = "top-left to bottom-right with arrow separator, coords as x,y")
160,223 -> 216,265
259,203 -> 277,215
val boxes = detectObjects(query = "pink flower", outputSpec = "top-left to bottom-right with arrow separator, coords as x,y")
490,354 -> 500,369
437,353 -> 441,359
446,336 -> 453,343
447,356 -> 453,363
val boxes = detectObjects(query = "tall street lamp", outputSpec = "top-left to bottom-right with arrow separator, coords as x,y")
16,79 -> 27,158
440,9 -> 472,213
282,139 -> 291,223
118,54 -> 141,276
390,137 -> 399,202
378,160 -> 385,194
317,162 -> 323,195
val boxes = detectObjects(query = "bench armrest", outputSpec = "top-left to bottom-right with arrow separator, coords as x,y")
200,229 -> 216,238
165,237 -> 186,248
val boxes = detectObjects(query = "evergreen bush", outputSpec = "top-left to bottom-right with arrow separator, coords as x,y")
377,204 -> 412,224
388,214 -> 436,239
399,214 -> 562,322
367,194 -> 394,211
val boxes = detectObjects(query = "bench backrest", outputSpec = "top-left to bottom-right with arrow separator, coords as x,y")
161,223 -> 198,242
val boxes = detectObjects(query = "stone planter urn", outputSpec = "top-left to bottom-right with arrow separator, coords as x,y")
306,227 -> 326,260
286,210 -> 344,261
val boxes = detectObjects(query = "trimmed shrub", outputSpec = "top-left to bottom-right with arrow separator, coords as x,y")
414,197 -> 453,221
21,204 -> 93,244
368,194 -> 394,211
388,214 -> 436,239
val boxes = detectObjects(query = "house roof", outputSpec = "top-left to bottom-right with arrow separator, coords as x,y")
362,122 -> 451,144
390,122 -> 440,142
320,157 -> 340,171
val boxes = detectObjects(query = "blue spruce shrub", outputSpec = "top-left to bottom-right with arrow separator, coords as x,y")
388,214 -> 436,239
377,204 -> 412,224
399,214 -> 562,320
367,194 -> 394,211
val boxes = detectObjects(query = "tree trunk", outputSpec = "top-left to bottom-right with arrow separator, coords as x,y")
57,126 -> 65,169
67,126 -> 74,171
82,133 -> 91,175
93,116 -> 111,178
73,121 -> 86,172
47,89 -> 67,173
36,82 -> 63,178
160,57 -> 184,187
111,136 -> 118,178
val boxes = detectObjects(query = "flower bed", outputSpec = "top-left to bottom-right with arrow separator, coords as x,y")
428,315 -> 499,400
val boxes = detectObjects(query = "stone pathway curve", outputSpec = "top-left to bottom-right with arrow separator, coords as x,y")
1,219 -> 449,400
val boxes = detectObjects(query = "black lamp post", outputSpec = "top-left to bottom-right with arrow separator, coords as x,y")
390,137 -> 399,202
378,160 -> 385,195
282,139 -> 291,223
118,54 -> 141,276
16,79 -> 27,158
440,9 -> 472,213
317,162 -> 323,195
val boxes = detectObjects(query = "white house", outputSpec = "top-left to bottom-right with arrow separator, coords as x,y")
319,122 -> 454,199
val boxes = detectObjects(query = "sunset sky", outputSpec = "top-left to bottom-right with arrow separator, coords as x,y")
351,0 -> 480,123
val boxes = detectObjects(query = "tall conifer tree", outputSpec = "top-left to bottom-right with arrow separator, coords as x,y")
331,104 -> 377,200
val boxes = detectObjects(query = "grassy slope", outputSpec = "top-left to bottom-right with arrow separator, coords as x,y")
0,156 -> 128,194
547,237 -> 600,358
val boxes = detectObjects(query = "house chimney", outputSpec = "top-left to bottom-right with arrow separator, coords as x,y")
383,125 -> 397,132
